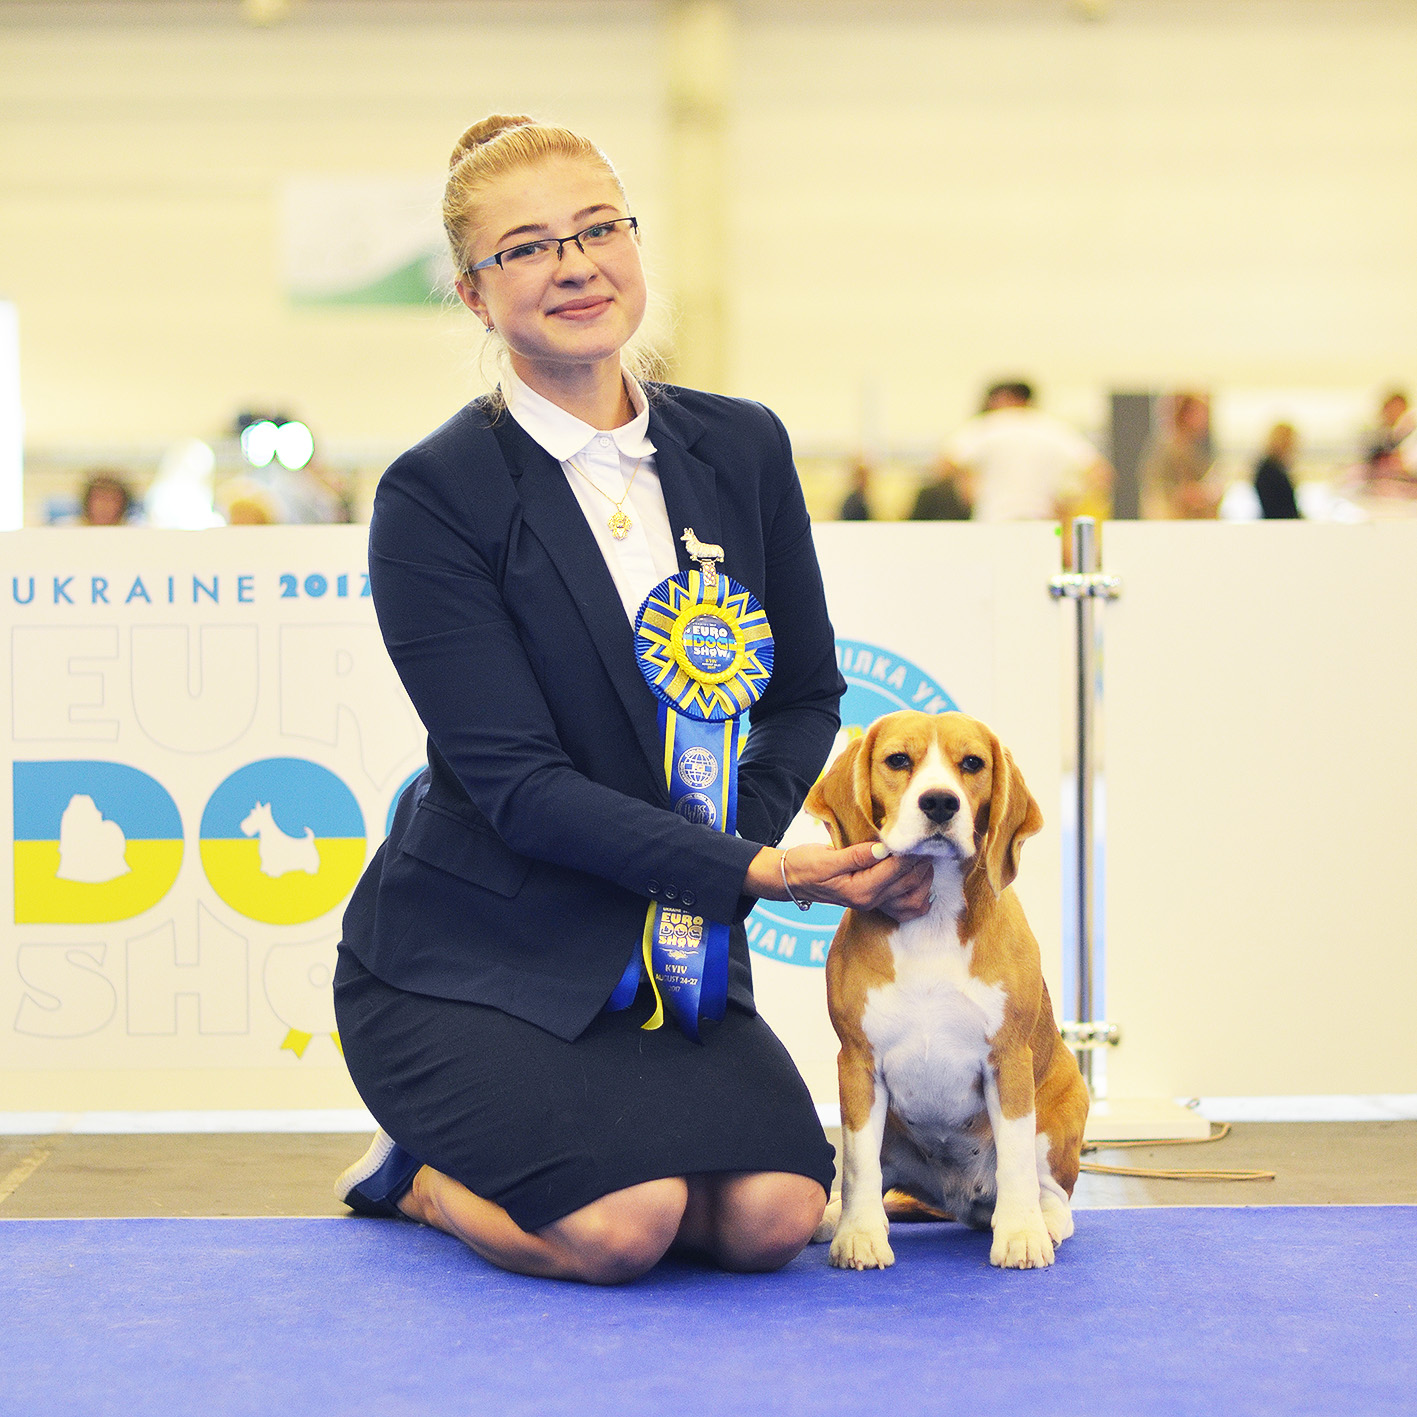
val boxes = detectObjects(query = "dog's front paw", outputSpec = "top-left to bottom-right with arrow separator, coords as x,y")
1039,1192 -> 1074,1246
829,1219 -> 895,1270
811,1195 -> 841,1244
989,1207 -> 1055,1269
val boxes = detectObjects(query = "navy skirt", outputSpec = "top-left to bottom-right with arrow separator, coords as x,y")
333,947 -> 836,1232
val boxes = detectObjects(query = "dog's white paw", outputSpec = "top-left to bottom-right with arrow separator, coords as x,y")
1039,1192 -> 1074,1246
990,1207 -> 1055,1269
811,1195 -> 841,1244
829,1219 -> 895,1270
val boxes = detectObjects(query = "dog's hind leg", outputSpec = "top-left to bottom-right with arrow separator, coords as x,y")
1035,1135 -> 1074,1246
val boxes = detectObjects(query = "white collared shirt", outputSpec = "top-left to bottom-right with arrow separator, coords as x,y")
503,368 -> 680,624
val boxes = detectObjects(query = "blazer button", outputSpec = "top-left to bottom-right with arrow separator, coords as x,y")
664,887 -> 677,901
681,890 -> 696,907
647,879 -> 660,896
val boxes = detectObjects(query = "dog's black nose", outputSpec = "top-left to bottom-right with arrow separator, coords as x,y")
918,790 -> 960,825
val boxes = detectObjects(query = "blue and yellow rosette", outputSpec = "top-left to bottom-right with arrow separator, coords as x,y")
607,563 -> 774,1040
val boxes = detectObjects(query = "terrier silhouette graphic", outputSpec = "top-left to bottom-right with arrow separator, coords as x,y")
240,802 -> 321,878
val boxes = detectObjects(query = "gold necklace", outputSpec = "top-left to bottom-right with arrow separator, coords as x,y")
567,455 -> 643,541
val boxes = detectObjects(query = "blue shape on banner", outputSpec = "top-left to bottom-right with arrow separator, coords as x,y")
13,761 -> 185,923
200,758 -> 365,925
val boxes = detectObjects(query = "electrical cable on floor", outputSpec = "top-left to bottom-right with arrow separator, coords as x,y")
1079,1121 -> 1276,1181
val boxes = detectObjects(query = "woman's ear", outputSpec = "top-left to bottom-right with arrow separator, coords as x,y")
455,278 -> 487,323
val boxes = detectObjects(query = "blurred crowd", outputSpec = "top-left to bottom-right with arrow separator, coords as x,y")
47,385 -> 1416,532
51,418 -> 356,529
834,384 -> 1416,527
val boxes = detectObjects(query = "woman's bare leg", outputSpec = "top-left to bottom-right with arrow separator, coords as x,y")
675,1172 -> 827,1271
398,1165 -> 688,1285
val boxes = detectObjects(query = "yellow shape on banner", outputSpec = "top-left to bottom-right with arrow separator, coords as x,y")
200,838 -> 365,924
13,840 -> 184,923
280,1029 -> 313,1058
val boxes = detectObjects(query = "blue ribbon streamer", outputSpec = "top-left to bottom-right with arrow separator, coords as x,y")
608,569 -> 773,1040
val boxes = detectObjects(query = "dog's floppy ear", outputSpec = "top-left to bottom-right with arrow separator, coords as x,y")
805,724 -> 880,848
977,732 -> 1043,896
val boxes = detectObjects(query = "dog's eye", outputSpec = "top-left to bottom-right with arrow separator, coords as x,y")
884,752 -> 912,771
960,754 -> 985,774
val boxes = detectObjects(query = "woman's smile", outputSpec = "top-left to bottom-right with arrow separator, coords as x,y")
548,294 -> 613,321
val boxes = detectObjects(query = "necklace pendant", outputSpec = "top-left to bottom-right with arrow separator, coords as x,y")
608,509 -> 633,540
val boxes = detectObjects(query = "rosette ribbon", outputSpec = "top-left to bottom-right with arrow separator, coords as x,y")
607,565 -> 774,1040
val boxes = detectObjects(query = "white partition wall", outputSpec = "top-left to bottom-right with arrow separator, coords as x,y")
752,523 -> 1063,1105
1103,523 -> 1417,1098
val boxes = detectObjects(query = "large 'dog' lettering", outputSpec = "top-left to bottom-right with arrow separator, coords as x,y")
805,710 -> 1088,1271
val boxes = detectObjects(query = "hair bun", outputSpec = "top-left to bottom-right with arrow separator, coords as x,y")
450,114 -> 536,170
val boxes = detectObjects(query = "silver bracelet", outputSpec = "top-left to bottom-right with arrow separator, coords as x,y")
780,847 -> 812,912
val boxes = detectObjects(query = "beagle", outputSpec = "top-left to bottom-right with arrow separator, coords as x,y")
806,710 -> 1088,1270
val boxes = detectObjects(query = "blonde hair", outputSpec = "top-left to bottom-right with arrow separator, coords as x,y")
445,115 -> 664,401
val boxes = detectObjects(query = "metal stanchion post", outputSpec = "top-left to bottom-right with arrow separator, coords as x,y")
1050,518 -> 1120,1093
1073,518 -> 1097,1091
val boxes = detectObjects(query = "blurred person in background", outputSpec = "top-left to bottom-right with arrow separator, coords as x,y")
837,455 -> 873,521
254,455 -> 349,524
1140,392 -> 1222,519
218,479 -> 280,525
1365,391 -> 1413,466
1360,390 -> 1416,497
908,453 -> 972,520
79,471 -> 136,526
930,381 -> 1109,524
1253,422 -> 1301,519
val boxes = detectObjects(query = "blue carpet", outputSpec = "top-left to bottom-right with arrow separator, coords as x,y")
4,1207 -> 1413,1417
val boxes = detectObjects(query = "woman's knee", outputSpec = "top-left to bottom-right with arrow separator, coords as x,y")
713,1173 -> 827,1272
543,1177 -> 689,1285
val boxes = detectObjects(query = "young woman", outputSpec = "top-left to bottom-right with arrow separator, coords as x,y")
333,115 -> 933,1285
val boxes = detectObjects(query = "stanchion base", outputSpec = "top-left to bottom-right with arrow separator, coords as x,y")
1084,1097 -> 1212,1142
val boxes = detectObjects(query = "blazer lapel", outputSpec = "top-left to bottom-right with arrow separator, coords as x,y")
488,414 -> 667,790
648,399 -> 723,577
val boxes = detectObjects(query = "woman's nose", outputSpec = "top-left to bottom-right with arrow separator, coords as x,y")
555,239 -> 597,278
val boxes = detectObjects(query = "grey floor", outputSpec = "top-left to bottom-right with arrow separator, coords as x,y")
1,1122 -> 1413,1218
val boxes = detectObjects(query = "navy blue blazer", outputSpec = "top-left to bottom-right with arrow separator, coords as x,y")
340,384 -> 845,1041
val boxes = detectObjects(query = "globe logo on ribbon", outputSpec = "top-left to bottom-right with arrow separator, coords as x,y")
677,747 -> 720,791
746,639 -> 958,969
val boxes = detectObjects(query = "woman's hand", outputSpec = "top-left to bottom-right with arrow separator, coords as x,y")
744,843 -> 934,924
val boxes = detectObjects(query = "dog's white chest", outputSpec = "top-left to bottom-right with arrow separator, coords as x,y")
861,926 -> 1005,1131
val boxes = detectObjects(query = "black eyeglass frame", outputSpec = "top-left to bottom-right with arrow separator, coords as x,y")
467,216 -> 639,275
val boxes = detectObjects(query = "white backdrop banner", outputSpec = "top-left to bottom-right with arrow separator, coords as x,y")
0,528 -> 425,1110
1,523 -> 1062,1113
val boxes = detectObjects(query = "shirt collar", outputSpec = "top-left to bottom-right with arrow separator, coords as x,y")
503,367 -> 655,463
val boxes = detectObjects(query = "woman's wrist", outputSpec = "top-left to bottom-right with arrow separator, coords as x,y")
744,845 -> 787,901
779,846 -> 813,912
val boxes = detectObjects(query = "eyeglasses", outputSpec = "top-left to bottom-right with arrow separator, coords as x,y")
468,216 -> 639,275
